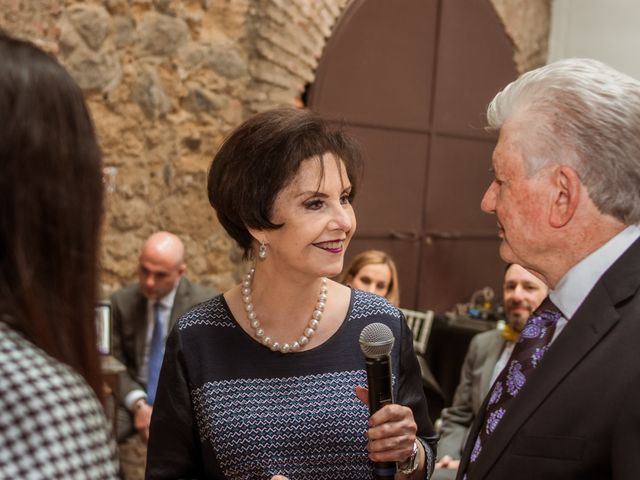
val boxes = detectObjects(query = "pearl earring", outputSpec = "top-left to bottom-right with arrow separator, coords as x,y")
258,240 -> 267,260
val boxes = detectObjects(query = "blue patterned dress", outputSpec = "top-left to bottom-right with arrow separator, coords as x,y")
146,289 -> 435,479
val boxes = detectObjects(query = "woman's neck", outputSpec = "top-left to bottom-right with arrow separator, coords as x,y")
249,265 -> 326,327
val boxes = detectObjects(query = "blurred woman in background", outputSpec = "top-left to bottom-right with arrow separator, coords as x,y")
342,249 -> 400,306
0,34 -> 119,477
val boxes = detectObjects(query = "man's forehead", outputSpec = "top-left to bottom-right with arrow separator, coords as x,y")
139,256 -> 180,274
492,131 -> 525,172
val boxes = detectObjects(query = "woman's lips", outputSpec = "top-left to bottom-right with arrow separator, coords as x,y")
313,240 -> 344,253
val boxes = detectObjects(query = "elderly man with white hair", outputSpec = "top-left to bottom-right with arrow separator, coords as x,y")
458,58 -> 640,480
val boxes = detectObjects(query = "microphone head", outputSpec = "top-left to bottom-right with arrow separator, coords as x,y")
359,322 -> 394,359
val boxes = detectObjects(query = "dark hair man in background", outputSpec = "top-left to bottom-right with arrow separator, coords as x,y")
457,58 -> 640,479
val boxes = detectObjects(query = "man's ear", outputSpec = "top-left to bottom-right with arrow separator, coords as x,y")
549,166 -> 581,228
178,262 -> 187,276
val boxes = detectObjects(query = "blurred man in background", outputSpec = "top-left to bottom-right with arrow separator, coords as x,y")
111,231 -> 216,479
433,264 -> 547,479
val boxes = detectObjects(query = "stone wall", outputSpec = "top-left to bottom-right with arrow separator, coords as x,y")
1,0 -> 348,294
492,0 -> 551,73
0,0 -> 548,294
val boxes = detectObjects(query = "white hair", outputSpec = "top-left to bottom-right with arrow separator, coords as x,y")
487,58 -> 640,224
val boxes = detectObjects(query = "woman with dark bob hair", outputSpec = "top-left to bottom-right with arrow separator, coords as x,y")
0,34 -> 119,476
147,107 -> 436,479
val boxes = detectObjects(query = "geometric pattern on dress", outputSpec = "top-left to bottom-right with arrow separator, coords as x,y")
464,307 -> 561,477
178,297 -> 236,330
349,289 -> 402,321
192,369 -> 374,479
0,322 -> 119,479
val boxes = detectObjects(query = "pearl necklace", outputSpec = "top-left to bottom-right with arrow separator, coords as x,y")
241,268 -> 328,353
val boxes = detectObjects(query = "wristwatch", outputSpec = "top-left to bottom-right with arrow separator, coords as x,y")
397,440 -> 419,475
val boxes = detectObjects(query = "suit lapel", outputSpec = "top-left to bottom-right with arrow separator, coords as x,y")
169,277 -> 189,330
466,238 -> 640,479
134,290 -> 148,371
479,334 -> 505,399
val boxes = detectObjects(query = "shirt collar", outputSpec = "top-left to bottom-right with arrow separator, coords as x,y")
149,279 -> 180,311
549,224 -> 640,320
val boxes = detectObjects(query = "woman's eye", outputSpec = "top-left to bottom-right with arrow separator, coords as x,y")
304,199 -> 324,210
340,193 -> 352,205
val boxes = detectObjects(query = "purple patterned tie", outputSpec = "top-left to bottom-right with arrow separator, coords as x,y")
463,300 -> 562,478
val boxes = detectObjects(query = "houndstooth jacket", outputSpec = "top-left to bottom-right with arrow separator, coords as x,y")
0,321 -> 119,479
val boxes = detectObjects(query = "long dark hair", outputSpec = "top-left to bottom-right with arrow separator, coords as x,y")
0,34 -> 104,397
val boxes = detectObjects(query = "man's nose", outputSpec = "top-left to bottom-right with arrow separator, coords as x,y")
481,181 -> 498,213
510,285 -> 526,301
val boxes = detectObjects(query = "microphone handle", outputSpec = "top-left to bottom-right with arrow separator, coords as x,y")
365,356 -> 395,480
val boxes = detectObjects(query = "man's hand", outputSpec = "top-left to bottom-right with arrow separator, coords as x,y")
133,399 -> 153,444
435,455 -> 460,470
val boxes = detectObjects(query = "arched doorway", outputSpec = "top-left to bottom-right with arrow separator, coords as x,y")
308,0 -> 518,313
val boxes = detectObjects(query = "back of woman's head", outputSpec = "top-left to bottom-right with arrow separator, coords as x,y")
0,34 -> 104,395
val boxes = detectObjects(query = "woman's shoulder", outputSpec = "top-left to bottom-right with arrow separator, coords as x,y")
348,288 -> 403,322
0,321 -> 104,414
176,293 -> 237,332
0,322 -> 119,478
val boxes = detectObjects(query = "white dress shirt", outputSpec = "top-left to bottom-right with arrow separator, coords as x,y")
549,224 -> 640,343
488,225 -> 640,388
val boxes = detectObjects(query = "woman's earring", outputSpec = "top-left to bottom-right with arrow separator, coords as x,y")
258,240 -> 268,260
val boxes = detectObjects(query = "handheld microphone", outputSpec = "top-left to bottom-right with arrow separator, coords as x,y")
359,322 -> 395,480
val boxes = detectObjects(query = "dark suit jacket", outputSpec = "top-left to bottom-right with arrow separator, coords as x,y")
111,277 -> 216,405
457,238 -> 640,479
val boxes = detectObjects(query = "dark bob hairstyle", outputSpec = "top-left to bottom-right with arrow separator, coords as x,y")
207,107 -> 363,257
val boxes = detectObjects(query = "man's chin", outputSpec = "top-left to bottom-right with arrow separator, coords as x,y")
498,242 -> 519,265
506,314 -> 528,331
